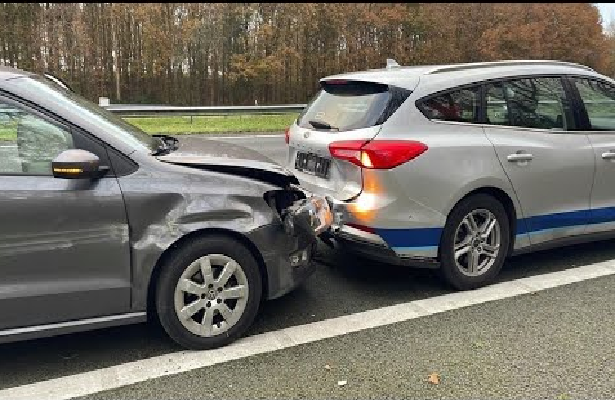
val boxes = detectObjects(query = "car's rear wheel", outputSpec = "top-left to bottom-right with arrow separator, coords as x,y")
155,235 -> 262,350
439,194 -> 510,290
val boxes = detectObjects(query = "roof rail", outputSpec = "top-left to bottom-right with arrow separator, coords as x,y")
426,60 -> 595,75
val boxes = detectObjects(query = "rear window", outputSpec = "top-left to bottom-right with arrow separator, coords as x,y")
297,81 -> 411,132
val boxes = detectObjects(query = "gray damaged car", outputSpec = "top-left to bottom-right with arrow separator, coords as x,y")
0,67 -> 332,350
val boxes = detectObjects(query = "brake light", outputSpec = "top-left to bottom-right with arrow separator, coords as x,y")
328,140 -> 428,169
285,127 -> 290,144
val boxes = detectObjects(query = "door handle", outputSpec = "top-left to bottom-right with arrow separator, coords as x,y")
507,153 -> 534,162
602,151 -> 615,160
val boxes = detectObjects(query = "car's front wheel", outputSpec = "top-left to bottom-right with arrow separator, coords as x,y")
155,235 -> 262,350
439,194 -> 510,290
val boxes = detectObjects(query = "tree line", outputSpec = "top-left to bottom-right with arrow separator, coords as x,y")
0,3 -> 613,106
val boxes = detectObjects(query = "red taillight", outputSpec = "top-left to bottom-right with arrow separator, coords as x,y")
285,128 -> 290,144
328,140 -> 428,169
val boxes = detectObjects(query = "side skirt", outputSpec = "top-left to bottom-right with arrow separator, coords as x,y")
0,312 -> 147,345
511,229 -> 615,257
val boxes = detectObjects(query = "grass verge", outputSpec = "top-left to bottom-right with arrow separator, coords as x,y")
124,113 -> 298,135
0,113 -> 298,141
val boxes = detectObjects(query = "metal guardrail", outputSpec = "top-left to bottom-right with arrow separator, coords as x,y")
104,104 -> 307,117
102,99 -> 615,118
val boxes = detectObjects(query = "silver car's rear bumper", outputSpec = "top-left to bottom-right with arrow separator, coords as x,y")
325,197 -> 440,269
333,229 -> 440,269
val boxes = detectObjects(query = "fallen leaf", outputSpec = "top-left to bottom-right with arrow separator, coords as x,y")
427,372 -> 440,385
338,380 -> 347,387
324,364 -> 332,371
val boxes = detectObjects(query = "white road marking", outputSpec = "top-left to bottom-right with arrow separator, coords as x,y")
2,260 -> 615,400
0,144 -> 16,148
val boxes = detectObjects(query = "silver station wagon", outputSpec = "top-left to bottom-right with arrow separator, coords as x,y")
288,60 -> 615,289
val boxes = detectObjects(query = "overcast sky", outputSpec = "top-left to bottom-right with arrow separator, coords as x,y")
596,3 -> 615,29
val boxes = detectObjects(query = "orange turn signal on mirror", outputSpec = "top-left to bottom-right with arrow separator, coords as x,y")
53,168 -> 83,173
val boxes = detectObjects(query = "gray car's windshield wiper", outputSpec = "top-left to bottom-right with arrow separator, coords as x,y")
308,120 -> 338,131
151,134 -> 179,156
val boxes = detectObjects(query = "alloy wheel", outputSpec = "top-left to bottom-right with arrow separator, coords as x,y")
453,208 -> 502,277
173,254 -> 249,337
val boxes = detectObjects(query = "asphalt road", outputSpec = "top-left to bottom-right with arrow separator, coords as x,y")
179,132 -> 289,165
2,133 -> 615,399
83,274 -> 615,400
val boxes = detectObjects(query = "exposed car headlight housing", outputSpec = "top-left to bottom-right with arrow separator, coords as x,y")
283,196 -> 333,238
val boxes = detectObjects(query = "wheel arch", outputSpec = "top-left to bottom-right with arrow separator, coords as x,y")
145,228 -> 269,321
441,186 -> 519,259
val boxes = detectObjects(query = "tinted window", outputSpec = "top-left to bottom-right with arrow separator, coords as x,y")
485,77 -> 572,130
418,86 -> 479,123
297,81 -> 410,132
0,101 -> 74,175
5,76 -> 157,152
573,78 -> 615,131
485,84 -> 509,125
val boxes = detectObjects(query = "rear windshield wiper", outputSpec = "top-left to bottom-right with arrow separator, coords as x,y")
152,134 -> 179,156
308,120 -> 338,131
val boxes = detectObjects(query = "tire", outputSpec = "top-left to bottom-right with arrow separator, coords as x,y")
439,194 -> 510,290
155,235 -> 262,350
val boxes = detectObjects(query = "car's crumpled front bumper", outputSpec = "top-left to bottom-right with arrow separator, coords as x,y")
249,187 -> 337,300
280,195 -> 334,241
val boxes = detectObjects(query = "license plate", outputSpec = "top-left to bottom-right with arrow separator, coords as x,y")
295,152 -> 331,179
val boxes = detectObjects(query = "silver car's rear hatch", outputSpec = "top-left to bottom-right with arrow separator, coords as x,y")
289,125 -> 382,200
288,79 -> 415,201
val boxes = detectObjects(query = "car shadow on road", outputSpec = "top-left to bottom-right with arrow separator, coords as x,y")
499,237 -> 615,280
249,242 -> 446,335
1,238 -> 614,390
0,319 -> 178,390
252,238 -> 615,335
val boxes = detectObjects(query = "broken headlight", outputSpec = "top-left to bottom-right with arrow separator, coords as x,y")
283,196 -> 333,238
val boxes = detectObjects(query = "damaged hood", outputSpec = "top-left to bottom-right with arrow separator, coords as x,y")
156,138 -> 299,187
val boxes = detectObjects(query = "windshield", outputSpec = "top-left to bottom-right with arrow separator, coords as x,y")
5,76 -> 157,152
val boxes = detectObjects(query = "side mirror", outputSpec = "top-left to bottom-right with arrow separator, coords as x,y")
52,149 -> 108,179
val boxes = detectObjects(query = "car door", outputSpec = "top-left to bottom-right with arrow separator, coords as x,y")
482,76 -> 595,245
568,77 -> 615,234
0,95 -> 131,331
